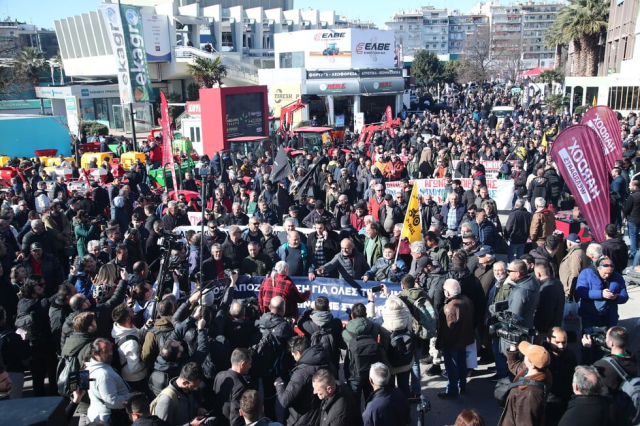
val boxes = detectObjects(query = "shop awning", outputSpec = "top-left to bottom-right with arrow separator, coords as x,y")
174,16 -> 210,27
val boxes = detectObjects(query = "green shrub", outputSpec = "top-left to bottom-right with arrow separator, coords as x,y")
82,121 -> 109,136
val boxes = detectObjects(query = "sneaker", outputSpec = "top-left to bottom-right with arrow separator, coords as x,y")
426,364 -> 442,376
437,392 -> 458,399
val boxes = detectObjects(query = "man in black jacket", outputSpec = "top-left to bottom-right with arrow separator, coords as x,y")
505,199 -> 532,262
275,336 -> 335,426
16,275 -> 57,396
600,224 -> 629,274
306,219 -> 340,278
22,242 -> 64,297
533,262 -> 565,335
297,296 -> 344,370
542,327 -> 578,425
212,348 -> 253,426
222,226 -> 249,271
558,365 -> 618,426
312,369 -> 360,426
624,180 -> 640,260
49,282 -> 76,354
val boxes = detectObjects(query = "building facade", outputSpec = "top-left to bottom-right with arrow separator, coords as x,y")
0,19 -> 58,58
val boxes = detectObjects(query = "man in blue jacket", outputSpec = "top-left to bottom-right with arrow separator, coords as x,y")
362,363 -> 409,426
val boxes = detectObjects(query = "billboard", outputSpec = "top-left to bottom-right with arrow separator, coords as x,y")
270,84 -> 302,117
225,92 -> 265,138
306,30 -> 352,69
351,30 -> 395,68
306,79 -> 360,95
141,14 -> 171,62
100,3 -> 154,103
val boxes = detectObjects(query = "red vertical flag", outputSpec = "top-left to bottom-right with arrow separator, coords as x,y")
385,105 -> 396,138
550,125 -> 610,242
581,105 -> 623,172
160,91 -> 178,191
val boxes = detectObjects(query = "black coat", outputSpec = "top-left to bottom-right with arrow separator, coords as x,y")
445,268 -> 485,330
624,190 -> 640,224
534,278 -> 565,334
600,237 -> 629,274
212,369 -> 251,426
22,253 -> 64,297
276,345 -> 336,426
528,176 -> 551,205
558,395 -> 618,426
505,207 -> 532,244
221,239 -> 249,270
49,296 -> 73,354
319,383 -> 361,426
544,168 -> 562,199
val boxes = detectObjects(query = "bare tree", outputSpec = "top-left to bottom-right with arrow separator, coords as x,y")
457,25 -> 496,83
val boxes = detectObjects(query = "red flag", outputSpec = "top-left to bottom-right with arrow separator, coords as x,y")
160,91 -> 178,191
582,105 -> 623,172
385,105 -> 396,138
550,125 -> 610,242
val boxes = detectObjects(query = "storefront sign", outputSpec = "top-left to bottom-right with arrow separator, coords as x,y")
141,14 -> 171,62
186,101 -> 201,116
360,78 -> 404,94
306,30 -> 352,69
0,99 -> 51,110
306,79 -> 360,95
307,68 -> 402,79
65,97 -> 77,111
307,70 -> 359,79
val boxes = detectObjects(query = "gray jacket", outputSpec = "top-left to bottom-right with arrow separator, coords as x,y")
507,274 -> 540,328
86,359 -> 132,422
319,251 -> 369,280
155,379 -> 201,426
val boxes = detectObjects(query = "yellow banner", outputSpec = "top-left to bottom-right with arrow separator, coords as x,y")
400,184 -> 423,243
271,84 -> 302,117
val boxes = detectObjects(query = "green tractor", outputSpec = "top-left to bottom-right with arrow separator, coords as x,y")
147,133 -> 197,189
323,43 -> 340,56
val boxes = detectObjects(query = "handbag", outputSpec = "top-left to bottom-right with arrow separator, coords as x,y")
561,297 -> 582,343
494,376 -> 546,408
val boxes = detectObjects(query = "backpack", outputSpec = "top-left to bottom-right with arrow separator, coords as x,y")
250,325 -> 285,376
310,322 -> 339,363
603,356 -> 640,424
14,311 -> 41,342
404,296 -> 437,341
111,334 -> 139,374
35,193 -> 51,213
346,331 -> 380,381
150,386 -> 179,416
387,329 -> 414,368
56,354 -> 80,397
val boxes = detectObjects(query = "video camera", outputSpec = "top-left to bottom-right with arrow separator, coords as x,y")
157,232 -> 184,252
87,216 -> 107,226
587,326 -> 609,351
489,301 -> 537,344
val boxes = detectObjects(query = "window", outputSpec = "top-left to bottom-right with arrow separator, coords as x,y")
609,86 -> 640,110
279,51 -> 304,68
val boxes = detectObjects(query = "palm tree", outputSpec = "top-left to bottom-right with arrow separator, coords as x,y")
186,56 -> 228,89
543,24 -> 565,71
19,47 -> 47,86
551,0 -> 609,77
538,69 -> 564,95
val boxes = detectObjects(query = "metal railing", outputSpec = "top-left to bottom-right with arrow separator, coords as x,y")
174,46 -> 259,85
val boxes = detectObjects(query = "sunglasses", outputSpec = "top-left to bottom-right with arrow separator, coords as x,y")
506,269 -> 517,273
600,263 -> 614,268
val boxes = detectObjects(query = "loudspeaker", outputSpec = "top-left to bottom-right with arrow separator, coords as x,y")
0,396 -> 66,425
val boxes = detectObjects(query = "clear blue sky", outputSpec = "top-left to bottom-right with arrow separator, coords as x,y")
3,0 -> 482,30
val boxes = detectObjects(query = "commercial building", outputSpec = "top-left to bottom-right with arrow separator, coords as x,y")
0,19 -> 58,58
37,0 -> 372,139
259,28 -> 404,128
384,7 -> 488,58
471,1 -> 563,71
564,0 -> 640,115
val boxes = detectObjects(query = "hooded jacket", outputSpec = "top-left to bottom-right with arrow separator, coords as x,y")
49,295 -> 73,354
111,322 -> 148,382
86,359 -> 132,422
529,245 -> 559,279
528,176 -> 551,205
276,345 -> 335,426
60,331 -> 95,365
298,309 -> 344,369
141,316 -> 175,371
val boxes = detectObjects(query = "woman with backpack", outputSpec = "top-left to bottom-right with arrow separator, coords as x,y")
367,290 -> 414,397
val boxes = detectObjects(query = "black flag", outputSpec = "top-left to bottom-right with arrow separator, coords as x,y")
273,184 -> 293,218
294,156 -> 329,201
270,148 -> 292,183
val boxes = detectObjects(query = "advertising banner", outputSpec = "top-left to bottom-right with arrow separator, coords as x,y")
306,30 -> 352,69
160,91 -> 178,191
386,178 -> 515,211
306,79 -> 360,95
141,14 -> 171,62
100,4 -> 154,104
271,84 -> 302,117
582,105 -> 623,172
201,276 -> 402,322
450,160 -> 517,179
224,92 -> 265,139
351,29 -> 395,69
550,125 -> 610,242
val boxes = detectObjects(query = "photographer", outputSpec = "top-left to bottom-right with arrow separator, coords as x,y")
132,271 -> 181,322
582,326 -> 638,396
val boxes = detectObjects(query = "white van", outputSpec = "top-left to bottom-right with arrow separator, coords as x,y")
492,106 -> 515,125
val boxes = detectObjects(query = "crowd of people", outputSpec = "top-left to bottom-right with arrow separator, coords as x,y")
0,85 -> 639,426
